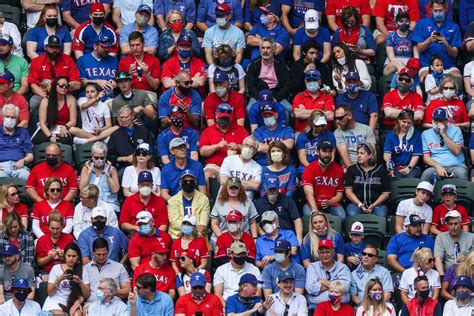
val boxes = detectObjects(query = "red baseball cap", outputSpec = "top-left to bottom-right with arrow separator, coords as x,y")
406,58 -> 421,72
150,242 -> 169,254
181,248 -> 198,260
226,209 -> 244,221
399,67 -> 414,78
318,239 -> 334,250
215,3 -> 232,16
90,3 -> 105,13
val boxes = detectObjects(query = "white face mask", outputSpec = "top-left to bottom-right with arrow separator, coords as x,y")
337,57 -> 346,65
228,223 -> 240,233
263,223 -> 276,234
443,89 -> 456,99
216,17 -> 227,27
270,151 -> 283,163
241,146 -> 254,160
215,87 -> 227,97
3,117 -> 16,129
139,186 -> 152,197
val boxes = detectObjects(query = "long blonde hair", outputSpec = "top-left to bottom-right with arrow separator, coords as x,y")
456,252 -> 474,279
307,212 -> 336,260
362,278 -> 388,314
411,247 -> 432,269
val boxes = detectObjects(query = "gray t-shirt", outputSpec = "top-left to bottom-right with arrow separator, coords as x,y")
434,231 -> 474,270
334,122 -> 376,166
111,89 -> 152,117
210,199 -> 258,239
0,262 -> 35,301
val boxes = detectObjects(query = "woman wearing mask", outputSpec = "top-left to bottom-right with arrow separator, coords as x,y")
423,77 -> 470,129
301,212 -> 344,268
26,4 -> 71,59
356,278 -> 396,316
43,243 -> 90,316
331,7 -> 375,74
383,109 -> 423,179
176,249 -> 212,296
122,143 -> 160,197
443,275 -> 474,315
399,248 -> 441,303
207,44 -> 246,94
0,184 -> 28,229
314,280 -> 355,316
260,141 -> 297,198
157,10 -> 200,60
170,215 -> 210,274
32,77 -> 77,145
79,142 -> 120,212
440,252 -> 474,301
331,43 -> 371,94
0,212 -> 35,265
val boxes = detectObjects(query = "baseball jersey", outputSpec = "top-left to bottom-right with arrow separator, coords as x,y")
301,161 -> 344,208
386,30 -> 415,59
35,232 -> 75,272
169,236 -> 210,264
161,56 -> 206,94
253,125 -> 295,165
72,21 -> 118,54
215,231 -> 257,260
381,90 -> 424,127
372,0 -> 420,31
325,0 -> 371,29
30,200 -> 74,235
128,229 -> 173,264
119,193 -> 169,228
61,0 -> 112,24
423,98 -> 469,126
28,53 -> 80,85
203,90 -> 245,123
158,88 -> 202,129
292,91 -> 335,132
156,127 -> 199,159
431,204 -> 470,232
132,262 -> 176,293
26,162 -> 78,199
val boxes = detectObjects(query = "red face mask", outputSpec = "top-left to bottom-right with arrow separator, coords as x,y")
169,21 -> 183,32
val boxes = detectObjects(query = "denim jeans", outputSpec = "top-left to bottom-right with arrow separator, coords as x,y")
0,161 -> 30,180
346,203 -> 388,218
302,203 -> 347,221
421,165 -> 469,182
394,167 -> 422,179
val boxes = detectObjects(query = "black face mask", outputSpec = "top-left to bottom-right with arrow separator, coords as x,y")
178,84 -> 191,96
238,295 -> 255,307
92,16 -> 105,26
171,116 -> 184,128
93,220 -> 106,231
14,292 -> 28,302
418,289 -> 430,300
318,155 -> 331,167
232,256 -> 246,265
182,181 -> 195,194
46,51 -> 60,61
217,117 -> 231,129
0,51 -> 10,60
46,157 -> 58,167
45,18 -> 58,27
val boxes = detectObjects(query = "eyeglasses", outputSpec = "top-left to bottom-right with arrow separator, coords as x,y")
397,77 -> 412,83
57,83 -> 69,89
362,252 -> 376,258
242,144 -> 257,151
49,188 -> 62,193
93,156 -> 105,160
178,80 -> 193,86
335,113 -> 348,121
8,191 -> 18,197
136,150 -> 149,156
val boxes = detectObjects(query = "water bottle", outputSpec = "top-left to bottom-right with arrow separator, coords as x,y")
394,275 -> 401,289
455,242 -> 461,263
433,172 -> 439,185
388,159 -> 395,177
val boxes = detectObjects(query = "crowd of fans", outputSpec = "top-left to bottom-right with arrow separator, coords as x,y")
0,0 -> 473,314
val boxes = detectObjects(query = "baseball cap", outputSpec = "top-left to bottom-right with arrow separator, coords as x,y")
226,177 -> 241,188
261,211 -> 278,223
226,209 -> 244,222
453,276 -> 473,290
136,143 -> 150,154
12,278 -> 30,290
115,72 -> 131,80
90,3 -> 105,13
213,69 -> 228,83
1,243 -> 20,255
264,174 -> 280,190
304,9 -> 319,29
318,239 -> 334,249
314,116 -> 327,126
396,12 -> 410,22
273,240 -> 291,252
0,34 -> 13,45
432,108 -> 447,121
169,137 -> 186,150
136,210 -> 153,224
0,70 -> 15,84
239,273 -> 261,286
137,170 -> 153,183
277,270 -> 295,282
317,140 -> 334,150
91,206 -> 107,218
44,35 -> 61,47
150,242 -> 169,253
180,169 -> 196,180
190,272 -> 206,288
260,6 -> 277,16
416,181 -> 434,195
441,184 -> 457,194
406,58 -> 421,72
260,103 -> 277,115
216,103 -> 233,118
177,34 -> 192,46
95,34 -> 113,47
183,214 -> 196,226
399,68 -> 414,78
230,240 -> 247,254
305,69 -> 321,81
345,71 -> 360,81
136,4 -> 152,14
258,89 -> 274,105
404,214 -> 425,226
215,3 -> 232,16
445,210 -> 462,221
350,221 -> 365,234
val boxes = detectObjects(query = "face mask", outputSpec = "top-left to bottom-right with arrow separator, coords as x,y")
182,181 -> 195,194
337,57 -> 346,65
318,155 -> 331,167
260,14 -> 269,25
275,253 -> 286,263
0,51 -> 9,60
3,117 -> 16,129
192,292 -> 207,300
263,116 -> 276,127
418,289 -> 430,299
139,224 -> 152,235
328,294 -> 341,305
217,117 -> 231,129
216,17 -> 227,27
92,220 -> 106,231
178,84 -> 191,95
443,89 -> 456,99
399,23 -> 410,32
171,116 -> 184,128
241,146 -> 254,160
46,156 -> 58,167
370,291 -> 383,301
181,224 -> 194,235
14,292 -> 28,302
169,21 -> 183,32
96,289 -> 106,302
45,18 -> 58,27
46,51 -> 59,61
455,290 -> 470,301
263,223 -> 276,234
92,16 -> 105,25
228,223 -> 240,233
93,159 -> 104,168
347,84 -> 360,94
306,81 -> 320,93
220,59 -> 234,68
267,193 -> 278,203
433,12 -> 444,22
270,151 -> 283,162
136,15 -> 149,26
233,256 -> 246,265
139,186 -> 152,197
346,22 -> 355,30
178,49 -> 191,59
215,87 -> 227,97
398,82 -> 412,93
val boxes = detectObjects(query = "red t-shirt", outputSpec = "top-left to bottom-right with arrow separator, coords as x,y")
119,193 -> 169,228
431,204 -> 470,232
169,237 -> 210,265
35,232 -> 74,272
1,203 -> 28,219
199,124 -> 249,166
215,231 -> 256,260
0,92 -> 29,123
160,56 -> 206,95
292,91 -> 335,132
132,261 -> 176,293
203,91 -> 245,123
30,200 -> 73,235
372,0 -> 420,31
423,98 -> 469,125
118,53 -> 161,92
175,293 -> 224,316
381,90 -> 424,127
28,53 -> 80,85
26,162 -> 78,200
128,229 -> 173,265
325,0 -> 371,29
301,161 -> 344,208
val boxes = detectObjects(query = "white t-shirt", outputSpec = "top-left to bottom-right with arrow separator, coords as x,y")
442,298 -> 474,316
355,302 -> 397,316
219,155 -> 262,200
77,98 -> 111,134
463,61 -> 474,89
44,264 -> 91,308
121,166 -> 161,194
399,267 -> 440,299
213,262 -> 262,300
396,198 -> 433,231
0,299 -> 41,316
424,74 -> 443,103
72,199 -> 119,239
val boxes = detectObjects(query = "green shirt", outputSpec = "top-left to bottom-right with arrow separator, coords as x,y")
0,55 -> 29,91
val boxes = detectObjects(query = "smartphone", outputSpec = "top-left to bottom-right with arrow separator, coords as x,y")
65,269 -> 74,277
433,31 -> 441,36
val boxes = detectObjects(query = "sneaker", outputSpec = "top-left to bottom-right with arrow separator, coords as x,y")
73,137 -> 88,145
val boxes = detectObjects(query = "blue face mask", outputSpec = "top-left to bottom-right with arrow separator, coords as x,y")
432,11 -> 445,22
96,289 -> 106,302
260,14 -> 269,25
263,116 -> 276,127
220,59 -> 234,68
178,49 -> 191,59
139,224 -> 152,235
306,81 -> 320,92
347,84 -> 360,94
456,290 -> 470,301
398,23 -> 410,32
181,224 -> 194,235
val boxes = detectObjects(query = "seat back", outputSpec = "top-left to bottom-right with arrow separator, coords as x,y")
377,249 -> 388,269
326,213 -> 343,234
345,214 -> 387,248
0,5 -> 21,25
74,142 -> 94,171
209,178 -> 221,209
33,143 -> 74,167
389,178 -> 422,213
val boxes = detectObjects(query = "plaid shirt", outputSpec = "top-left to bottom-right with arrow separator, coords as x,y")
0,232 -> 35,265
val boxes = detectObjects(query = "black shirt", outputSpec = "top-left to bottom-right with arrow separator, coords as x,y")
254,195 -> 301,231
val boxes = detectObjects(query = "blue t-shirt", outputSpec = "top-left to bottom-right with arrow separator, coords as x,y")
343,241 -> 367,271
412,17 -> 462,68
335,90 -> 378,126
27,26 -> 72,56
153,0 -> 196,24
182,195 -> 193,216
160,159 -> 206,195
261,165 -> 297,197
282,0 -> 325,28
256,229 -> 301,264
120,23 -> 158,49
158,88 -> 202,119
156,127 -> 199,160
386,30 -> 415,59
76,53 -> 118,98
301,232 -> 344,261
384,130 -> 423,167
226,294 -> 262,316
422,126 -> 464,167
77,226 -> 129,262
253,125 -> 295,165
244,0 -> 282,24
295,130 -> 336,164
418,0 -> 453,20
61,0 -> 112,24
248,23 -> 290,61
293,27 -> 330,60
197,0 -> 243,27
249,101 -> 286,127
386,233 -> 434,269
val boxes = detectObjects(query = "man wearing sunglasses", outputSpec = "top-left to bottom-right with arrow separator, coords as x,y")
175,272 -> 223,315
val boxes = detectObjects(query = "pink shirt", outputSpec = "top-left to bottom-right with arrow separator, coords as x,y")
259,59 -> 278,89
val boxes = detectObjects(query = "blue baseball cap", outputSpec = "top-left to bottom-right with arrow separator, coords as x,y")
177,34 -> 192,46
277,270 -> 295,282
238,273 -> 261,286
95,34 -> 113,46
12,278 -> 30,289
180,169 -> 196,180
305,69 -> 321,80
136,4 -> 152,14
213,69 -> 228,83
432,108 -> 447,121
454,276 -> 473,290
273,239 -> 291,252
0,34 -> 13,45
190,272 -> 206,288
0,70 -> 15,84
258,89 -> 274,106
264,174 -> 280,189
137,170 -> 153,183
1,243 -> 20,255
345,71 -> 360,81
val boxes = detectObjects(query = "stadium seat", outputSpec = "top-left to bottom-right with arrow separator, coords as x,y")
302,214 -> 310,236
387,215 -> 398,237
376,74 -> 394,102
433,179 -> 473,212
74,142 -> 94,171
375,43 -> 387,76
377,249 -> 388,269
326,213 -> 343,235
209,177 -> 221,209
344,214 -> 387,249
469,216 -> 474,233
389,178 -> 422,213
0,5 -> 21,26
33,142 -> 74,167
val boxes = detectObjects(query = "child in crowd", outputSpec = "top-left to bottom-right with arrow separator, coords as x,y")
424,55 -> 445,103
207,44 -> 246,94
395,181 -> 433,235
344,222 -> 367,271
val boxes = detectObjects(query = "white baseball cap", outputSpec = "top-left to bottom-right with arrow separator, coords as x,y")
136,210 -> 153,224
350,221 -> 365,234
91,206 -> 107,218
445,210 -> 462,220
313,116 -> 327,126
416,181 -> 434,194
183,214 -> 196,226
305,9 -> 319,29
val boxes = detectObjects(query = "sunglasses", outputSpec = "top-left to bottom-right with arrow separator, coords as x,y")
178,80 -> 193,85
93,156 -> 105,160
57,83 -> 69,89
179,256 -> 187,261
46,154 -> 58,158
192,286 -> 204,290
426,258 -> 434,263
228,186 -> 240,190
182,180 -> 195,185
173,145 -> 187,151
335,113 -> 348,121
136,150 -> 149,156
8,191 -> 18,197
362,252 -> 376,258
217,108 -> 233,114
49,188 -> 62,193
398,77 -> 412,83
443,87 -> 455,91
